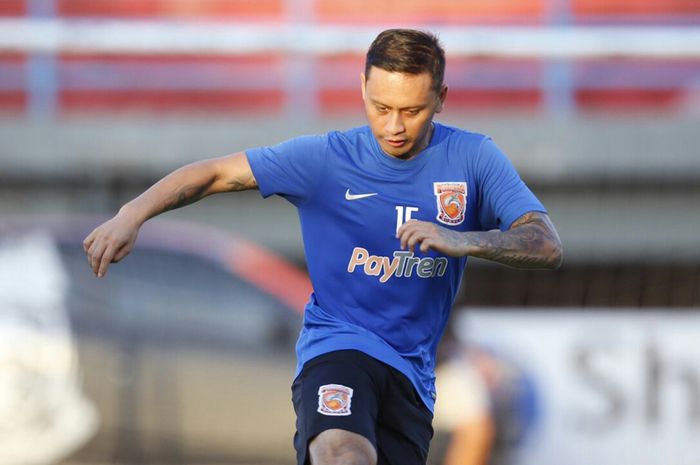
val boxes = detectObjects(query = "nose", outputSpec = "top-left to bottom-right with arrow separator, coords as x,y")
385,111 -> 405,135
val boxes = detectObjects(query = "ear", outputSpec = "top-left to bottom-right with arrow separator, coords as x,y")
360,73 -> 367,101
435,85 -> 448,113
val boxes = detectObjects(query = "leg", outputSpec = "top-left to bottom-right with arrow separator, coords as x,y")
375,366 -> 433,465
309,428 -> 377,465
292,351 -> 380,465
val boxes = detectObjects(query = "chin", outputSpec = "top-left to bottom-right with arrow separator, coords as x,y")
382,144 -> 413,159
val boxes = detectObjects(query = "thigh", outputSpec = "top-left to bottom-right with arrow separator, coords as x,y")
309,428 -> 377,465
292,350 -> 380,465
376,367 -> 434,465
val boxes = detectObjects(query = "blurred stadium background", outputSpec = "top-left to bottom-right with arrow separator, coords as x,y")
1,1 -> 699,464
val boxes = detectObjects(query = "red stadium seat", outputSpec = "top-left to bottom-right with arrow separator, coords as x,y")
576,89 -> 681,112
574,0 -> 700,15
574,58 -> 699,112
0,54 -> 26,114
57,0 -> 284,20
315,0 -> 546,24
56,54 -> 286,114
0,0 -> 25,16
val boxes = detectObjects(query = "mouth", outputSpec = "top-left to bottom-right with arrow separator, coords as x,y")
385,139 -> 407,148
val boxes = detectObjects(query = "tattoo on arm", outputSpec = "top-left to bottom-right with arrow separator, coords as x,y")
163,179 -> 215,212
467,212 -> 563,269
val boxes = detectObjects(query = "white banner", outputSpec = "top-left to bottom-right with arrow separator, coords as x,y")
0,233 -> 98,465
456,309 -> 700,465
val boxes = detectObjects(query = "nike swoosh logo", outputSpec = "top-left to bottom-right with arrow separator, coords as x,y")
345,189 -> 378,201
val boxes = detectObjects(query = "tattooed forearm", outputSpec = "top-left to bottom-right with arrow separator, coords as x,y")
119,153 -> 256,226
163,179 -> 215,212
464,212 -> 563,269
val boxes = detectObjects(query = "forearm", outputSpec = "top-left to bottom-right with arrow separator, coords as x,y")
119,153 -> 255,225
117,161 -> 215,225
463,213 -> 563,269
444,418 -> 495,465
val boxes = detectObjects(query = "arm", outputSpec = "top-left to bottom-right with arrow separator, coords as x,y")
443,416 -> 495,465
397,211 -> 563,269
83,151 -> 256,277
434,354 -> 495,465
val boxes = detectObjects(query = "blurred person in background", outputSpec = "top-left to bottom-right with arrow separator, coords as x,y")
434,357 -> 495,465
430,327 -> 495,465
430,326 -> 539,465
83,28 -> 562,465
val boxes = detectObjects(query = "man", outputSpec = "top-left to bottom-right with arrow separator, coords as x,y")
84,29 -> 562,465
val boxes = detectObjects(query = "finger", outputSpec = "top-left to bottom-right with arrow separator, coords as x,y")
398,221 -> 427,250
83,230 -> 96,253
88,240 -> 108,276
419,238 -> 434,253
112,242 -> 132,263
97,244 -> 117,278
406,230 -> 429,254
396,219 -> 424,238
398,226 -> 408,249
399,225 -> 420,251
86,238 -> 96,269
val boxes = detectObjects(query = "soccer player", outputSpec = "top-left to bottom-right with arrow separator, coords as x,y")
84,29 -> 562,465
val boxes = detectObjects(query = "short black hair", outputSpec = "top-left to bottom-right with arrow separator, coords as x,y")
365,29 -> 446,93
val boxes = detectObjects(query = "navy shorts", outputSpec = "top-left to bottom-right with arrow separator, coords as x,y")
291,350 -> 433,465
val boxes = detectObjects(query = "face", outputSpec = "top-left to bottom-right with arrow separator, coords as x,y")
361,66 -> 447,160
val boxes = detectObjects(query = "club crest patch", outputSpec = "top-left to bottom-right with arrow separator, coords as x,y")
317,384 -> 353,416
434,182 -> 467,226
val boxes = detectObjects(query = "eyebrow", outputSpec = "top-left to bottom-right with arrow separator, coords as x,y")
369,98 -> 424,111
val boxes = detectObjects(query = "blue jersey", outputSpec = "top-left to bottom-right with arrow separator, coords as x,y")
246,122 -> 545,411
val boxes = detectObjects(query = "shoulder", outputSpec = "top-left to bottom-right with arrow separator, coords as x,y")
435,122 -> 491,147
327,125 -> 372,143
249,132 -> 329,154
435,122 -> 490,152
325,125 -> 374,152
433,122 -> 494,167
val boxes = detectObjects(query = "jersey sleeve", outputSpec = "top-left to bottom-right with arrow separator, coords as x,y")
475,137 -> 546,231
245,134 -> 328,206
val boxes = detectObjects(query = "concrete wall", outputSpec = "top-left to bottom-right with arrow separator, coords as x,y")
2,114 -> 699,263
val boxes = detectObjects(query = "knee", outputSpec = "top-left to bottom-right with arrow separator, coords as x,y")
309,429 -> 377,465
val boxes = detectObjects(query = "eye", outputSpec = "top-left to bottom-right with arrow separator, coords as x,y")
376,105 -> 389,113
405,109 -> 421,116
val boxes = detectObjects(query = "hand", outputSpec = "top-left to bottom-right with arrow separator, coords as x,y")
397,220 -> 467,257
83,212 -> 141,277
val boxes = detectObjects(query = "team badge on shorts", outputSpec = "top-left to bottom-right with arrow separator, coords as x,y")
434,182 -> 467,226
317,384 -> 354,416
